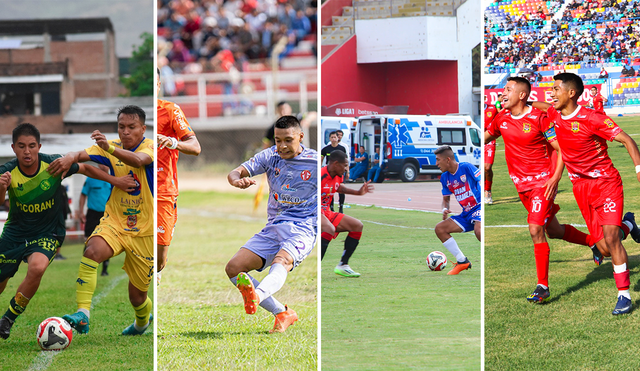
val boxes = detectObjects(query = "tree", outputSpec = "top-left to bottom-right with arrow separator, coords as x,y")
120,32 -> 153,97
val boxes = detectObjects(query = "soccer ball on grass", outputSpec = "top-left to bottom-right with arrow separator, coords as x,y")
426,251 -> 448,271
36,317 -> 73,351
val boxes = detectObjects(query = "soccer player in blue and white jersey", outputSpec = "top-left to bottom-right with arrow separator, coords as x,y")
225,115 -> 317,333
434,145 -> 481,275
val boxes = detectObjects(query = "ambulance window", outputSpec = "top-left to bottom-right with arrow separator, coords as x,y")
438,128 -> 466,145
469,128 -> 481,147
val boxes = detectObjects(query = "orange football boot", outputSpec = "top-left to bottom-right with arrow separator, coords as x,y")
236,272 -> 259,314
270,306 -> 298,333
447,258 -> 471,275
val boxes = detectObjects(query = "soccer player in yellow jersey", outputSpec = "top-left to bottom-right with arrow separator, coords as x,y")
49,105 -> 154,335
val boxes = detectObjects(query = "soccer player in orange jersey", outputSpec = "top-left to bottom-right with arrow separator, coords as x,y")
156,68 -> 201,284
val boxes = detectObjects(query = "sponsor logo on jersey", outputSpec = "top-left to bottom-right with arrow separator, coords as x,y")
300,170 -> 311,181
0,254 -> 17,264
281,184 -> 297,192
157,226 -> 165,233
577,114 -> 587,119
523,123 -> 531,133
527,114 -> 538,119
604,118 -> 615,128
571,122 -> 580,133
273,192 -> 303,205
16,183 -> 23,191
500,122 -> 508,129
16,199 -> 54,213
40,179 -> 51,191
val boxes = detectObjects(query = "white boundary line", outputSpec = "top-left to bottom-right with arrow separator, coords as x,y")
362,219 -> 434,230
27,274 -> 127,371
486,224 -> 587,228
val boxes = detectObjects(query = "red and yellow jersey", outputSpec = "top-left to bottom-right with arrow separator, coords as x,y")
593,94 -> 605,114
86,138 -> 154,236
157,99 -> 195,197
321,166 -> 343,212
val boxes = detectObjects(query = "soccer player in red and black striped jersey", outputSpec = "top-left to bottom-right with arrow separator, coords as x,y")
533,73 -> 640,315
486,76 -> 601,304
321,151 -> 374,277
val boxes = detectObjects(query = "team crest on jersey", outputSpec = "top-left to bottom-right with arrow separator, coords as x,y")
17,183 -> 23,191
487,112 -> 492,117
604,118 -> 615,128
522,123 -> 531,133
274,168 -> 280,176
460,175 -> 466,183
300,170 -> 311,181
571,122 -> 580,133
40,179 -> 51,191
127,215 -> 137,228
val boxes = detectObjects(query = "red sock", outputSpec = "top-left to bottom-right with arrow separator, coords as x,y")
534,243 -> 550,287
620,223 -> 630,240
348,231 -> 362,240
614,270 -> 630,291
321,232 -> 334,241
485,180 -> 492,192
562,224 -> 590,246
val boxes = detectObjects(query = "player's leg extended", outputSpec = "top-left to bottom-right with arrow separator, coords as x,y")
321,213 -> 336,260
603,224 -> 632,315
122,235 -> 154,335
435,218 -> 471,275
64,236 -> 114,334
526,223 -> 551,303
546,215 -> 602,265
484,162 -> 493,204
338,192 -> 345,214
334,214 -> 363,277
122,282 -> 153,335
0,278 -> 8,295
0,252 -> 50,339
156,196 -> 177,284
157,244 -> 168,285
226,248 -> 282,315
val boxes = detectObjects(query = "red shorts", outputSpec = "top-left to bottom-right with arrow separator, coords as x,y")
518,187 -> 560,226
572,177 -> 623,242
323,209 -> 344,239
157,194 -> 178,246
485,141 -> 496,165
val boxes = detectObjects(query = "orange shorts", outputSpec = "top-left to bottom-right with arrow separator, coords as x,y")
157,194 -> 177,246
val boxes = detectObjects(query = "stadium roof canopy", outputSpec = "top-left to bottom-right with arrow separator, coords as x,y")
0,18 -> 113,36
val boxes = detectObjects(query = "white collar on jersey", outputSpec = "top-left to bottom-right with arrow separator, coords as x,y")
510,105 -> 532,120
560,105 -> 582,120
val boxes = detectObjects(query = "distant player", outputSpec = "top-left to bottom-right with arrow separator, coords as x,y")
157,68 -> 201,284
533,72 -> 640,314
51,105 -> 155,333
225,115 -> 317,333
434,145 -> 480,275
321,131 -> 347,213
486,77 -> 601,303
484,95 -> 498,204
590,86 -> 607,114
0,123 -> 136,339
320,150 -> 374,277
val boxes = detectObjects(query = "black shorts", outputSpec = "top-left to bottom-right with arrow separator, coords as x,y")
0,236 -> 61,282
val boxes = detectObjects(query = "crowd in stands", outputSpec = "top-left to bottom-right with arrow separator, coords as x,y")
157,0 -> 317,77
485,0 -> 640,73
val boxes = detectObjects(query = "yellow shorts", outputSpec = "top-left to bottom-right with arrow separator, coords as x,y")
88,224 -> 153,292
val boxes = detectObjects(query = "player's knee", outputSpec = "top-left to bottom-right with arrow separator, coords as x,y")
353,219 -> 363,232
28,260 -> 48,278
484,163 -> 492,172
272,255 -> 293,270
224,260 -> 241,279
528,224 -> 545,239
434,221 -> 447,237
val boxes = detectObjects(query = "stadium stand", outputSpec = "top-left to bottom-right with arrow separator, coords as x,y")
484,0 -> 640,107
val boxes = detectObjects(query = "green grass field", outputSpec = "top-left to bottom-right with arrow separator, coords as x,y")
485,116 -> 640,370
157,190 -> 317,371
321,205 -> 481,370
0,242 -> 153,371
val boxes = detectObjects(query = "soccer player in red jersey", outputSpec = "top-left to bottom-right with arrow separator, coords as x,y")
484,95 -> 498,204
320,151 -> 374,277
590,86 -> 607,114
485,76 -> 601,303
533,72 -> 640,315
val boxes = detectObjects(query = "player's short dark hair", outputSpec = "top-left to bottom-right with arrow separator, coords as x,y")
434,145 -> 454,158
554,73 -> 584,97
328,150 -> 347,163
117,105 -> 146,124
329,131 -> 337,137
276,101 -> 288,108
12,123 -> 40,144
507,76 -> 531,95
274,115 -> 301,130
336,130 -> 344,135
591,86 -> 598,91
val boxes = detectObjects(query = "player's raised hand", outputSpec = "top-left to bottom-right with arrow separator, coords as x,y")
91,130 -> 110,151
113,174 -> 139,192
0,172 -> 11,189
359,180 -> 374,195
157,134 -> 173,150
442,208 -> 452,220
48,156 -> 74,178
231,177 -> 257,189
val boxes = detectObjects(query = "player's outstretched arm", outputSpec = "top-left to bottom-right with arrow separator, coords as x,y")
543,140 -> 565,200
484,131 -> 498,144
78,163 -> 138,192
0,171 -> 11,204
48,150 -> 91,178
531,101 -> 552,112
157,133 -> 201,156
337,180 -> 374,196
228,165 -> 256,189
442,195 -> 452,220
91,130 -> 152,168
613,131 -> 640,183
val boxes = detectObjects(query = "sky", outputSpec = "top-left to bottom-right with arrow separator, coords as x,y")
0,0 -> 154,57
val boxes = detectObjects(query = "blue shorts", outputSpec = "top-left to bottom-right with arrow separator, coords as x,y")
243,220 -> 316,271
450,205 -> 481,233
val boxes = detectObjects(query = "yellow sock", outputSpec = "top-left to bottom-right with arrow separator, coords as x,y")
76,257 -> 99,312
133,297 -> 152,328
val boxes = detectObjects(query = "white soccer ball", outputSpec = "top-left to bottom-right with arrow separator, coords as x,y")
36,317 -> 73,351
426,251 -> 448,271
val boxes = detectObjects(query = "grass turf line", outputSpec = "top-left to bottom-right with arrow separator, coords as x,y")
322,205 -> 481,371
157,191 -> 317,371
485,116 -> 640,370
0,243 -> 153,371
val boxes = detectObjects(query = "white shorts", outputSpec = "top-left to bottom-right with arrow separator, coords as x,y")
243,220 -> 316,271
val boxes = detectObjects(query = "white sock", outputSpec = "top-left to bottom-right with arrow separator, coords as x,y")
618,289 -> 631,300
622,220 -> 633,232
256,263 -> 288,303
442,237 -> 466,263
538,284 -> 548,290
229,274 -> 285,315
613,263 -> 627,274
133,321 -> 149,332
78,308 -> 90,319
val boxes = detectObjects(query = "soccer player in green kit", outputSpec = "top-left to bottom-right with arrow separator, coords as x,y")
0,123 -> 136,338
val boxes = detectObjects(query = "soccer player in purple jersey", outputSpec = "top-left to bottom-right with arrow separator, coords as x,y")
434,146 -> 481,275
225,115 -> 317,333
